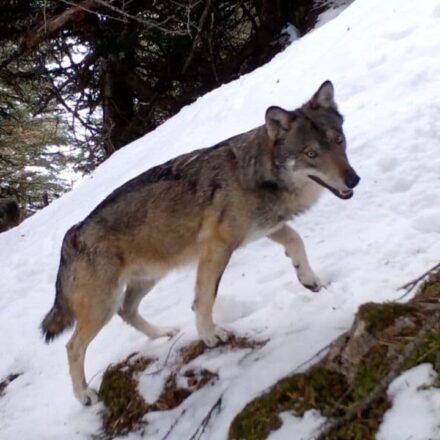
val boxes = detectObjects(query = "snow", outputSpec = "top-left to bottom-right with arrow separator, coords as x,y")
267,411 -> 326,440
377,364 -> 440,440
1,0 -> 440,439
314,0 -> 354,29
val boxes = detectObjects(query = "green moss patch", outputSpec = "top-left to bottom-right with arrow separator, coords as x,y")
352,345 -> 389,402
402,325 -> 440,383
229,365 -> 378,440
229,268 -> 440,440
229,344 -> 394,440
230,367 -> 350,440
99,354 -> 153,437
330,397 -> 389,440
418,270 -> 440,300
357,302 -> 415,336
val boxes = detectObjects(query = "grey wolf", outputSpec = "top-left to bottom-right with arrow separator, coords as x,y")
41,81 -> 360,405
0,198 -> 20,233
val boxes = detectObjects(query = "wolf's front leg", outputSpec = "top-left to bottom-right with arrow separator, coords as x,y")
192,239 -> 234,347
268,225 -> 322,292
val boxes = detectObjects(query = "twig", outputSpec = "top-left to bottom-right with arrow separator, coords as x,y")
43,0 -> 48,33
146,332 -> 184,376
314,308 -> 440,440
397,261 -> 440,300
181,0 -> 211,74
24,0 -> 97,52
207,11 -> 219,83
293,342 -> 332,372
59,0 -> 128,24
92,0 -> 188,35
88,333 -> 183,388
188,395 -> 222,440
45,75 -> 95,132
161,408 -> 187,440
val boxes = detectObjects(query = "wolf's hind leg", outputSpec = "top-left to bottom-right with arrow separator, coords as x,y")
268,224 -> 322,292
66,289 -> 118,405
119,279 -> 178,338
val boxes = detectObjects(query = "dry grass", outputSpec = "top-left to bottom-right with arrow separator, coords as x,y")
180,335 -> 267,364
0,373 -> 22,397
98,335 -> 266,438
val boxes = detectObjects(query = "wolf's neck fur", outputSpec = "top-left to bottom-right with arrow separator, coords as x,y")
231,126 -> 279,190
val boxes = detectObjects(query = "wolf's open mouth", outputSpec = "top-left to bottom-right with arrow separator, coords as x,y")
308,175 -> 354,200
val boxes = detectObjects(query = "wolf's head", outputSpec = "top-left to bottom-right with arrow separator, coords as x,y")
265,81 -> 360,199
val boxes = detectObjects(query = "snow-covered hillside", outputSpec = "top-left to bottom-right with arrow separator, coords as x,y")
2,1 -> 440,439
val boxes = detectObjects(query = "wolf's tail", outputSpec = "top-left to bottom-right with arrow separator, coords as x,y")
41,225 -> 80,343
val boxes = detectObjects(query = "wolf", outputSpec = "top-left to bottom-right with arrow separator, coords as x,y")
41,81 -> 360,405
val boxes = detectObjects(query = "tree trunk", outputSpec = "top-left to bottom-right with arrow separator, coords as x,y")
100,32 -> 137,156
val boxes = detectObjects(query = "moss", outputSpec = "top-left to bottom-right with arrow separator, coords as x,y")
402,325 -> 440,375
357,302 -> 415,336
352,345 -> 389,402
330,397 -> 389,440
99,352 -> 220,437
418,271 -> 440,300
229,367 -> 350,440
99,355 -> 153,437
229,346 -> 397,440
229,272 -> 440,440
96,271 -> 440,439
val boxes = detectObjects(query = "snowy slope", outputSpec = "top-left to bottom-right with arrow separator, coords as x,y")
2,0 -> 440,439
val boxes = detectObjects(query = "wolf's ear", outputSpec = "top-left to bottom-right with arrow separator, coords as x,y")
310,80 -> 336,109
265,106 -> 293,141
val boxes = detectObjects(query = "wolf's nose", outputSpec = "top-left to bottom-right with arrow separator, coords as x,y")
345,173 -> 360,189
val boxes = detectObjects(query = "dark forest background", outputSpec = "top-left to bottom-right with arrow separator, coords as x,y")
0,0 -> 344,214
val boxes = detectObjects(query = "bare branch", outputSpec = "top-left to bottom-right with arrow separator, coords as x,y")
59,0 -> 127,24
182,0 -> 211,74
145,333 -> 184,376
188,395 -> 223,440
22,0 -> 97,52
93,0 -> 189,35
397,261 -> 440,300
161,409 -> 187,440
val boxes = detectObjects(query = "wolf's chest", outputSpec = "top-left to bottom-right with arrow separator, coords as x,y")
254,180 -> 322,228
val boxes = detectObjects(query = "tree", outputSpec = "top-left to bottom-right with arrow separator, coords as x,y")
0,52 -> 73,213
1,0 -> 332,172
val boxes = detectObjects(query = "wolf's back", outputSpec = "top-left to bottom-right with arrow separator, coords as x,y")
41,224 -> 80,343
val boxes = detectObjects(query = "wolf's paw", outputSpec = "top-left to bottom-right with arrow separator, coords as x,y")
200,325 -> 230,347
298,271 -> 323,293
303,281 -> 323,293
161,326 -> 179,338
147,324 -> 179,339
76,387 -> 99,406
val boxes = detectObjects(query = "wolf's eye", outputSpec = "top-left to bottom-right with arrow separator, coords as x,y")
336,135 -> 344,144
305,150 -> 318,159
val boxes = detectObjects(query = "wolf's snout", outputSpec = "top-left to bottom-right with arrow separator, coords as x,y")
344,172 -> 360,189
